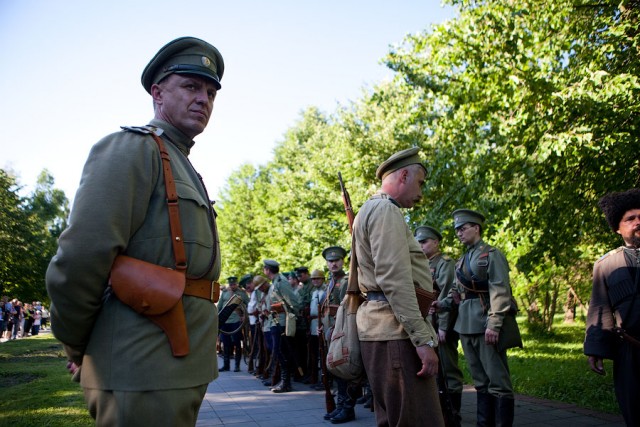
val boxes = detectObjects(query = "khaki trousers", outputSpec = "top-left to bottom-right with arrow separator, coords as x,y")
361,339 -> 444,427
460,333 -> 513,397
83,384 -> 208,427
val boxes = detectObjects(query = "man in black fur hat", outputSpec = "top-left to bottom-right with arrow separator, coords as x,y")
585,188 -> 640,426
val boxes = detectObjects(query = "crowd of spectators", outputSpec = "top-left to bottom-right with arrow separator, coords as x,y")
0,296 -> 49,341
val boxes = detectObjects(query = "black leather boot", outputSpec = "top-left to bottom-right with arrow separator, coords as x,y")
476,391 -> 495,427
325,394 -> 345,420
219,348 -> 231,372
330,406 -> 355,424
234,353 -> 241,372
495,396 -> 514,427
450,392 -> 462,427
272,369 -> 292,393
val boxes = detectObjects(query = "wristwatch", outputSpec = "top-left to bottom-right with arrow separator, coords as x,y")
426,340 -> 435,348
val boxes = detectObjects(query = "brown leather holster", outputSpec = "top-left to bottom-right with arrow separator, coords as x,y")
110,255 -> 189,357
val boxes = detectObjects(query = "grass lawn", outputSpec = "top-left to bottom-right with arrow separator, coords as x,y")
458,316 -> 620,414
0,333 -> 91,426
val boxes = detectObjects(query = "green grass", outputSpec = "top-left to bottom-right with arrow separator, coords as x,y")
0,334 -> 92,426
0,318 -> 621,425
457,316 -> 620,414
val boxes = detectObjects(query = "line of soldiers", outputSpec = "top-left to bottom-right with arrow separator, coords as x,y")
215,248 -> 369,424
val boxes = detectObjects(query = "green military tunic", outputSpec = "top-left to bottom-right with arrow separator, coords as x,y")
46,119 -> 221,392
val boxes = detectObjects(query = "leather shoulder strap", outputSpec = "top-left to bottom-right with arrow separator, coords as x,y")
150,134 -> 187,273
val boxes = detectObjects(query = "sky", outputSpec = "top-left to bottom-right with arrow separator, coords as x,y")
0,0 -> 454,203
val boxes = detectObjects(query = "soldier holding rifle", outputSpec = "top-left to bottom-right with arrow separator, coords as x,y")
217,276 -> 249,372
320,245 -> 359,424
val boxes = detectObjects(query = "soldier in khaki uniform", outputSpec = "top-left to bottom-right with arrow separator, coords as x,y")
217,276 -> 249,372
353,148 -> 444,427
435,209 -> 519,427
415,225 -> 464,426
46,37 -> 224,426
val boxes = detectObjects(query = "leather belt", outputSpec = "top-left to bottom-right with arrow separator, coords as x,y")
185,279 -> 220,303
462,291 -> 480,300
366,291 -> 388,302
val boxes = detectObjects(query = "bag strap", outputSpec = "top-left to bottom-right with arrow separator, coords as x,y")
150,133 -> 187,273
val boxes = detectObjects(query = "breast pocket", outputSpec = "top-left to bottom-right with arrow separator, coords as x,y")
175,180 -> 214,250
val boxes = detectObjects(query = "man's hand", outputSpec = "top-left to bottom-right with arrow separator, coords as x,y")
588,356 -> 606,376
438,328 -> 447,344
430,300 -> 442,313
416,345 -> 439,377
485,328 -> 499,345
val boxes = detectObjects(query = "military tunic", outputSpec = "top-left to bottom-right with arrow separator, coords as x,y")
353,192 -> 443,427
430,252 -> 464,394
449,239 -> 515,397
46,119 -> 221,392
584,247 -> 640,426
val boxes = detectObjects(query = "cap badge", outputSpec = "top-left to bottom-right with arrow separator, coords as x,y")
201,56 -> 211,67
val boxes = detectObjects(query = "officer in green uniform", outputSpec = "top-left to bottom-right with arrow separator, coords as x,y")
415,225 -> 464,426
435,209 -> 519,427
217,276 -> 249,372
46,37 -> 224,426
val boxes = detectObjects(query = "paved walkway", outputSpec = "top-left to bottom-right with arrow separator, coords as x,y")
198,358 -> 625,427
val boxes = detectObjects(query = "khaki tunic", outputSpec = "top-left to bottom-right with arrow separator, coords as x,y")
46,119 -> 220,391
353,192 -> 437,347
217,287 -> 249,324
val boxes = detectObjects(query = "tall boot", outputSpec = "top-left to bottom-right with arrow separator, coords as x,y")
495,396 -> 514,427
234,349 -> 242,372
247,357 -> 254,374
331,393 -> 355,424
272,365 -> 292,393
219,346 -> 231,372
325,393 -> 345,420
476,391 -> 495,427
450,392 -> 462,427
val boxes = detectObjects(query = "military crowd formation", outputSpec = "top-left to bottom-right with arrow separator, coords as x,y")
41,35 -> 637,427
214,206 -> 523,426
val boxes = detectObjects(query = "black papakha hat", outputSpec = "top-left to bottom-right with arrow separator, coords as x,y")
141,36 -> 224,93
375,147 -> 427,180
598,188 -> 640,231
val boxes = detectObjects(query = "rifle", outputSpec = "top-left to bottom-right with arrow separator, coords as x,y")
318,303 -> 336,413
338,172 -> 355,233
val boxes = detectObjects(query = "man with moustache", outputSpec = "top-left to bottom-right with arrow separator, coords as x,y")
46,37 -> 224,425
353,148 -> 444,426
585,188 -> 640,426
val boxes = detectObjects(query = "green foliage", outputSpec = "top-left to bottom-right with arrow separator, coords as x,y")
0,169 -> 68,302
0,335 -> 91,426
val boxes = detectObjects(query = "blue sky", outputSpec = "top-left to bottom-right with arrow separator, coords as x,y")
0,1 -> 454,202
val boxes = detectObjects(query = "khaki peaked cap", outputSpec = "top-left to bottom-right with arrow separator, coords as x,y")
322,246 -> 347,261
376,147 -> 427,180
414,225 -> 442,242
310,269 -> 325,279
452,209 -> 485,229
141,36 -> 224,93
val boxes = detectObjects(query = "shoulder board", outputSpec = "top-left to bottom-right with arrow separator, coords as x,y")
597,247 -> 623,263
120,125 -> 163,136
